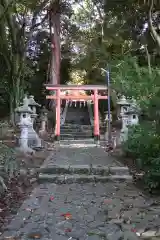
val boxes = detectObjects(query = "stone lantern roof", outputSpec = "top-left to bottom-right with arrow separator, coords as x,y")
15,95 -> 33,113
125,105 -> 139,114
126,106 -> 139,115
28,95 -> 41,107
15,104 -> 33,114
117,96 -> 130,106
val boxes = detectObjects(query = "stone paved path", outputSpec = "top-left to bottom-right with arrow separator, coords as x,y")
1,140 -> 160,240
42,140 -> 122,167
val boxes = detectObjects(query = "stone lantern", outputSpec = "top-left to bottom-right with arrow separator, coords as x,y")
39,106 -> 48,134
117,96 -> 131,143
117,96 -> 131,130
27,95 -> 41,128
15,98 -> 34,154
18,95 -> 42,149
117,95 -> 131,118
28,95 -> 41,114
126,105 -> 139,126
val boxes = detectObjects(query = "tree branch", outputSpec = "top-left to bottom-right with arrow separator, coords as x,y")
30,0 -> 49,30
148,0 -> 160,48
30,11 -> 49,30
25,0 -> 50,54
0,0 -> 14,21
1,0 -> 17,51
95,4 -> 103,21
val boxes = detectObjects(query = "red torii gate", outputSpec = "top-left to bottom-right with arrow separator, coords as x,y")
45,84 -> 108,142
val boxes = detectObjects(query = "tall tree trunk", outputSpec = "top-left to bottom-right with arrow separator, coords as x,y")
9,50 -> 25,125
49,1 -> 61,86
48,1 -> 61,131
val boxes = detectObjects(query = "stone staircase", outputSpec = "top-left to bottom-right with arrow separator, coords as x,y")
60,124 -> 106,140
38,164 -> 132,184
38,139 -> 132,184
60,100 -> 107,140
60,124 -> 93,140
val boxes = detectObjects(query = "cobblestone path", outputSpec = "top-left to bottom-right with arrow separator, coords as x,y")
1,140 -> 160,240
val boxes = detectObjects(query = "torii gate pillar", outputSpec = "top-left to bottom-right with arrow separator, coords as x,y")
94,89 -> 100,142
55,88 -> 61,141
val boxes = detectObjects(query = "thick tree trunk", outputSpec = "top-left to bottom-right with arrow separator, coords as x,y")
48,2 -> 61,132
9,52 -> 25,125
50,2 -> 61,85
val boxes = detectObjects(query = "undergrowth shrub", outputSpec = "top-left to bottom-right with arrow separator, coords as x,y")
122,123 -> 160,191
0,120 -> 10,139
0,143 -> 19,193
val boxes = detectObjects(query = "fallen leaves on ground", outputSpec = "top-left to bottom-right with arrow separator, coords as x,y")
131,228 -> 137,233
27,232 -> 42,239
49,196 -> 54,201
25,207 -> 33,212
61,212 -> 72,220
64,228 -> 72,232
0,176 -> 32,230
103,199 -> 112,204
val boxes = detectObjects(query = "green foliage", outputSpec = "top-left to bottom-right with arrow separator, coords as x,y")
122,123 -> 160,191
122,123 -> 158,161
109,56 -> 160,121
110,56 -> 160,98
113,54 -> 160,191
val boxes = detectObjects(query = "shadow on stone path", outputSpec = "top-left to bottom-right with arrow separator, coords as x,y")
1,140 -> 160,240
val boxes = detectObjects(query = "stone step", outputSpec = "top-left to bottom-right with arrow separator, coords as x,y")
60,132 -> 93,135
60,139 -> 95,145
60,135 -> 93,140
38,173 -> 132,184
60,132 -> 92,136
60,129 -> 93,134
60,129 -> 104,134
39,164 -> 130,176
60,135 -> 105,140
60,127 -> 93,132
60,133 -> 104,138
60,127 -> 105,132
61,125 -> 105,129
60,127 -> 104,131
61,124 -> 92,129
60,128 -> 84,132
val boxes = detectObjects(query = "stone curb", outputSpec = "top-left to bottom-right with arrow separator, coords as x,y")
39,164 -> 130,176
38,173 -> 132,184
